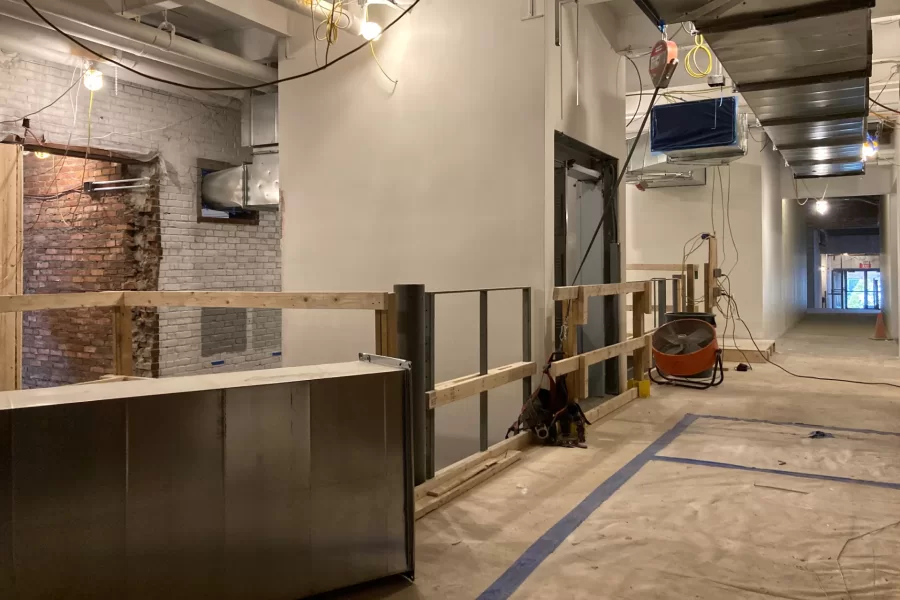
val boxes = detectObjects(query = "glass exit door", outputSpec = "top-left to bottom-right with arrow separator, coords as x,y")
842,270 -> 881,309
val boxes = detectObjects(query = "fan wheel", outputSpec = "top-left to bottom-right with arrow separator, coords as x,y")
652,319 -> 718,377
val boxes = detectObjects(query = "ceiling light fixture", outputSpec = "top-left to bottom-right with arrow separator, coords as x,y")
814,199 -> 829,215
862,136 -> 878,161
360,20 -> 383,40
33,151 -> 50,159
83,66 -> 103,91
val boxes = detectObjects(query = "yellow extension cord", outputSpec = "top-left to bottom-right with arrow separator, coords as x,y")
684,34 -> 712,78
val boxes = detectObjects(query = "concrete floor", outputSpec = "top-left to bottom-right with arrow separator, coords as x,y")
333,312 -> 900,599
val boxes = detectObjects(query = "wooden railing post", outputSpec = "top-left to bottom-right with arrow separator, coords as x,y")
630,282 -> 653,398
686,264 -> 697,313
375,292 -> 398,356
562,286 -> 587,401
113,304 -> 134,377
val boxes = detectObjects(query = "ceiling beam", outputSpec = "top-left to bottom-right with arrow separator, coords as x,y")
187,0 -> 291,36
120,1 -> 182,18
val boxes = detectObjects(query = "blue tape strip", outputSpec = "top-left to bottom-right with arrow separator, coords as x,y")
211,360 -> 225,366
476,414 -> 700,600
652,455 -> 900,491
693,414 -> 900,438
272,351 -> 282,357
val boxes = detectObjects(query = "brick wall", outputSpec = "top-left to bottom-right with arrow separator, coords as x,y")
1,56 -> 282,378
21,155 -> 159,387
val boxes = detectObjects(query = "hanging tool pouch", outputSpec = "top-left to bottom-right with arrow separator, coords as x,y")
506,352 -> 590,446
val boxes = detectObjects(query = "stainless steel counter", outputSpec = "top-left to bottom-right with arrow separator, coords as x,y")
0,360 -> 414,599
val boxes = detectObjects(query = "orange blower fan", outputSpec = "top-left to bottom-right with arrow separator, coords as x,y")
650,318 -> 723,390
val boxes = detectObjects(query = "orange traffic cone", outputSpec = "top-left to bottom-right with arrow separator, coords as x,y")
872,312 -> 893,341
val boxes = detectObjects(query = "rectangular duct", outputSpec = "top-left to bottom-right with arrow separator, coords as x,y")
203,93 -> 281,211
629,0 -> 874,179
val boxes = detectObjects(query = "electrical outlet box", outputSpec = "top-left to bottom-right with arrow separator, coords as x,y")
708,73 -> 726,87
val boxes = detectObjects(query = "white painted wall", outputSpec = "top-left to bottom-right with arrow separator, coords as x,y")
777,193 -> 808,335
625,161 -> 765,337
279,0 -> 624,468
546,1 -> 627,379
881,196 -> 898,338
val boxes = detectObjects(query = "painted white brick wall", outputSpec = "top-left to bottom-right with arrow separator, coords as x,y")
0,55 -> 282,376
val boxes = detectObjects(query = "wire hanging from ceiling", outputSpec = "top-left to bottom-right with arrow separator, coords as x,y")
19,0 -> 421,92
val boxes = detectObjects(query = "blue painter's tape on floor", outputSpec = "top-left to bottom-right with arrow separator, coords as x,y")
651,455 -> 900,490
476,414 -> 700,600
693,414 -> 900,438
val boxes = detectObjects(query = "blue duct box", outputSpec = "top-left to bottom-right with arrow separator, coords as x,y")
650,96 -> 739,154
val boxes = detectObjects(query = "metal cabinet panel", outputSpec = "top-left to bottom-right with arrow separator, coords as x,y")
126,391 -> 225,600
223,383 -> 312,600
0,362 -> 412,599
383,372 -> 412,575
12,402 -> 126,599
0,412 -> 12,597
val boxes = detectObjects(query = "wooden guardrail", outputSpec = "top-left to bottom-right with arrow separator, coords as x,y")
0,290 -> 397,390
427,361 -> 536,409
553,280 -> 654,400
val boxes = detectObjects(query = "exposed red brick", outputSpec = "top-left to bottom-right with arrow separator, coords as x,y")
21,155 -> 160,388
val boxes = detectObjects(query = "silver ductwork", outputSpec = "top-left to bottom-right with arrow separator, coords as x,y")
629,0 -> 873,180
203,94 -> 281,211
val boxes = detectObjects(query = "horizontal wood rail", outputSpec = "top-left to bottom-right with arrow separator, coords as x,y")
427,361 -> 536,409
626,263 -> 686,271
0,290 -> 397,391
0,291 -> 389,313
549,335 -> 651,378
554,281 -> 648,301
0,291 -> 125,312
555,280 -> 654,401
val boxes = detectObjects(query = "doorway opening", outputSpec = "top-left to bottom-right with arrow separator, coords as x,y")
824,254 -> 881,310
806,196 -> 881,313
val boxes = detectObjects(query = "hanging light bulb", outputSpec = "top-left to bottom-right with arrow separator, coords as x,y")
33,151 -> 50,160
814,199 -> 829,215
360,20 -> 383,41
862,138 -> 878,160
83,67 -> 104,92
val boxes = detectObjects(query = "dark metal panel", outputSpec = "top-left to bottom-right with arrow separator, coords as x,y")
223,383 -> 312,600
634,0 -> 873,25
697,0 -> 874,33
12,401 -> 127,599
766,117 -> 866,147
126,391 -> 225,600
383,371 -> 412,576
309,374 -> 392,594
794,162 -> 866,177
742,79 -> 867,122
0,412 -> 11,598
479,290 -> 488,452
781,144 -> 864,164
703,12 -> 870,85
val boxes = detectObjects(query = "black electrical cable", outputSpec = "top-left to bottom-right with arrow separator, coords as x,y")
724,292 -> 900,390
869,96 -> 900,115
0,78 -> 80,124
21,0 -> 421,92
870,67 -> 898,112
569,84 -> 663,285
625,56 -> 643,128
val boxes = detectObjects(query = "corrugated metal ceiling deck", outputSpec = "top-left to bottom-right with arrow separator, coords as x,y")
630,0 -> 874,179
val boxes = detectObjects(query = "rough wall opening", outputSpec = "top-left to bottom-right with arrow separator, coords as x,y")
22,153 -> 160,388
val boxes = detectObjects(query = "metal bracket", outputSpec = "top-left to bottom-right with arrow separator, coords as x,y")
358,353 -> 411,370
